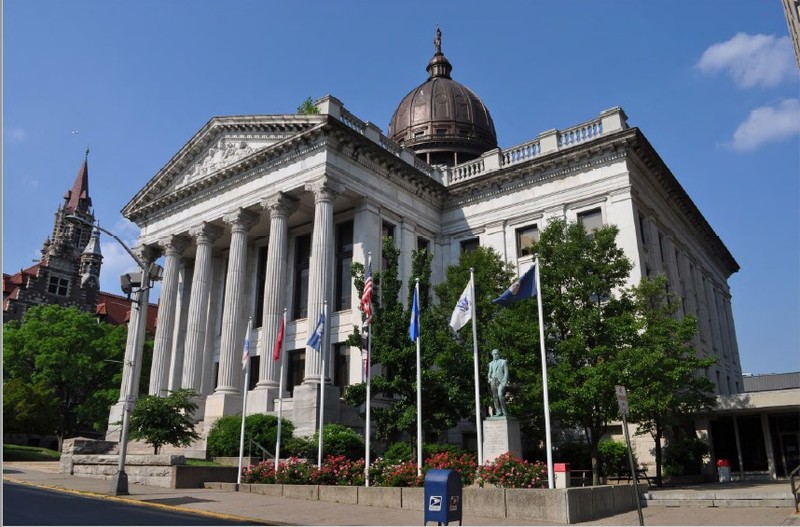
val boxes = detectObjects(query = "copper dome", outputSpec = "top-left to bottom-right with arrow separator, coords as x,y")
389,28 -> 497,166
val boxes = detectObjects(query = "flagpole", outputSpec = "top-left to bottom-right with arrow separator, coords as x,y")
468,269 -> 484,466
535,257 -> 554,489
317,301 -> 328,467
364,320 -> 373,486
414,279 -> 422,476
275,308 -> 287,473
237,317 -> 253,488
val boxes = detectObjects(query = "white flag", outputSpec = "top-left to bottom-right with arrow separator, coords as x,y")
449,278 -> 473,332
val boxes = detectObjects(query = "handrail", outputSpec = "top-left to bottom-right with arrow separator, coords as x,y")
790,464 -> 800,513
248,438 -> 273,461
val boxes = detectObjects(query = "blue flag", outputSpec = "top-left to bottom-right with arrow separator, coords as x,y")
493,265 -> 538,306
409,286 -> 420,342
307,312 -> 325,350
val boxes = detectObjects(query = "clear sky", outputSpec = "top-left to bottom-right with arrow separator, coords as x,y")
4,1 -> 799,375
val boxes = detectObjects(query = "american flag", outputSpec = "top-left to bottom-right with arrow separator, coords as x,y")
241,318 -> 253,370
360,256 -> 373,325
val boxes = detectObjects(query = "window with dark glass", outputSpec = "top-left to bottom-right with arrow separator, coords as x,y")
417,236 -> 429,253
577,208 -> 603,231
247,356 -> 260,391
460,237 -> 479,253
333,343 -> 350,388
335,221 -> 353,311
293,235 -> 311,320
638,214 -> 648,246
516,224 -> 539,257
254,246 -> 268,326
47,276 -> 69,296
382,221 -> 395,272
286,349 -> 305,396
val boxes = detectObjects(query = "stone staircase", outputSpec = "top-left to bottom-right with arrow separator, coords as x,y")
642,481 -> 795,508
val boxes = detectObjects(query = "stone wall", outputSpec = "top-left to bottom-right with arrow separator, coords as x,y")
206,482 -> 639,524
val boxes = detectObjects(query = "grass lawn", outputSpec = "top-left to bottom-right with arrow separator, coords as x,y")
3,444 -> 61,462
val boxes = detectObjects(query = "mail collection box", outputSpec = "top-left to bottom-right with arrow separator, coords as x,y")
424,468 -> 462,525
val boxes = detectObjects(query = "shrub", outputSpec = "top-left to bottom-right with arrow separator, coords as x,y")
598,439 -> 635,477
383,442 -> 414,464
311,424 -> 365,461
663,437 -> 709,476
312,455 -> 366,486
423,450 -> 478,486
370,459 -> 423,487
477,452 -> 546,489
276,457 -> 314,484
282,436 -> 315,459
206,413 -> 294,458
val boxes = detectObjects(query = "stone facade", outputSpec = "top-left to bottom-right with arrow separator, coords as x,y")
115,90 -> 743,450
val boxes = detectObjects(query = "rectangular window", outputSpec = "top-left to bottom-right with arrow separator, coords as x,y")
417,236 -> 430,253
435,128 -> 447,136
255,246 -> 268,326
333,343 -> 350,388
248,356 -> 260,391
382,221 -> 395,240
335,221 -> 354,311
292,235 -> 311,320
577,208 -> 603,231
287,349 -> 306,396
658,232 -> 666,263
47,276 -> 69,296
460,238 -> 479,254
516,224 -> 539,257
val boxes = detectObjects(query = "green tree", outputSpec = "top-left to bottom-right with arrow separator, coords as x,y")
206,413 -> 295,458
3,305 -> 128,449
624,274 -> 716,485
128,389 -> 200,454
533,218 -> 636,485
297,96 -> 319,114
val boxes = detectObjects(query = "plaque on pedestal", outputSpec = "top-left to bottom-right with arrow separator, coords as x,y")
482,417 -> 522,463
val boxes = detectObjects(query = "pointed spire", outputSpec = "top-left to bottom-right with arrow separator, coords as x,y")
64,150 -> 92,213
82,228 -> 102,258
426,26 -> 453,79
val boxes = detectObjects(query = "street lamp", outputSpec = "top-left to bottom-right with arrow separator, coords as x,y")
66,214 -> 162,495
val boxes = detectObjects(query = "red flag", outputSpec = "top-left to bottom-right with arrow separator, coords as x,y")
273,316 -> 284,361
360,257 -> 373,325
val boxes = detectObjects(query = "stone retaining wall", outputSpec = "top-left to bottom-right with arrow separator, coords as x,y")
205,482 -> 638,524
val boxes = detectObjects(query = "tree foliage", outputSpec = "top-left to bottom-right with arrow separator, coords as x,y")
624,274 -> 716,484
533,218 -> 636,484
297,96 -> 319,115
128,389 -> 200,454
3,305 -> 129,449
206,413 -> 295,458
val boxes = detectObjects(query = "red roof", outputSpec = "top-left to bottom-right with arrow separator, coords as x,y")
64,155 -> 91,213
3,265 -> 41,299
96,291 -> 158,334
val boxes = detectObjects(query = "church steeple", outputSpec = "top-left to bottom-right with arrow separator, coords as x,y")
64,148 -> 92,214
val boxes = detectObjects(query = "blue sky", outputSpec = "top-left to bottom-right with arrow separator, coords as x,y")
4,1 -> 799,375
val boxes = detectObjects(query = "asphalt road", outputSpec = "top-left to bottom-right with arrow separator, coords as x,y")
2,482 -> 267,526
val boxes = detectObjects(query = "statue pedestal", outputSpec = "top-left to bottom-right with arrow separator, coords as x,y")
483,417 -> 522,463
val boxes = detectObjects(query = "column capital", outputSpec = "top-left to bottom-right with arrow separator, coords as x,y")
134,244 -> 162,265
260,192 -> 299,219
189,222 -> 224,245
305,177 -> 344,203
223,208 -> 260,232
157,234 -> 191,256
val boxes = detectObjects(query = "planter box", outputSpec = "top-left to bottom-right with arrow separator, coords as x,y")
358,486 -> 402,508
401,487 -> 423,510
283,484 -> 318,500
172,466 -> 238,488
319,485 -> 359,504
507,487 -> 567,523
250,483 -> 283,496
463,486 -> 506,518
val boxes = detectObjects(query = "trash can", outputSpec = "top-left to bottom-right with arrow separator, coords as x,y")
716,459 -> 731,483
424,468 -> 462,525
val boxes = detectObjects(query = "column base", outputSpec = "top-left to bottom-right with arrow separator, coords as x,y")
483,416 -> 522,463
105,402 -> 126,442
204,391 -> 245,425
248,386 -> 280,414
291,383 -> 341,438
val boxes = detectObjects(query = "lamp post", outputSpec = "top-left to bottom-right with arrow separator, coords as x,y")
66,215 -> 162,495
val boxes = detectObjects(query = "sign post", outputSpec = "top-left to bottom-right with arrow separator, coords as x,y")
616,385 -> 644,526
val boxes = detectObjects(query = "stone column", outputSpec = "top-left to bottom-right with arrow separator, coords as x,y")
303,178 -> 341,382
149,235 -> 190,396
182,222 -> 223,391
255,194 -> 298,391
214,209 -> 260,395
168,264 -> 192,391
106,245 -> 159,440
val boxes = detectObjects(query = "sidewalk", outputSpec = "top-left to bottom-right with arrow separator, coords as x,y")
3,462 -> 799,526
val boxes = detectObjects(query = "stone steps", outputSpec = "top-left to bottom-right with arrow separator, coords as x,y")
643,484 -> 795,508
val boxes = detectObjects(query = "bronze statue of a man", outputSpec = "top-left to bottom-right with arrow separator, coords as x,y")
487,348 -> 509,417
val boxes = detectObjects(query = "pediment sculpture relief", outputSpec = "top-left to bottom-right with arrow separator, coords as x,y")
181,139 -> 255,186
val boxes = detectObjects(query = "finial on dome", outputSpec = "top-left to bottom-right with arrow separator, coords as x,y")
427,26 -> 452,79
434,26 -> 442,54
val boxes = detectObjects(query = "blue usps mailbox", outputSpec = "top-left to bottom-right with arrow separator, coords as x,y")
424,468 -> 462,525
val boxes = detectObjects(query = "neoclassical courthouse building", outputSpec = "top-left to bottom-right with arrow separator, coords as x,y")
112,33 -> 744,451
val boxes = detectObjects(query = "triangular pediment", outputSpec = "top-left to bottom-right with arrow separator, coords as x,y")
123,115 -> 324,219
